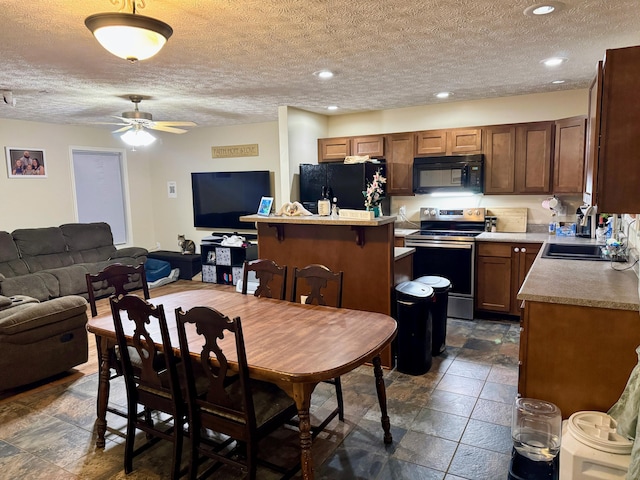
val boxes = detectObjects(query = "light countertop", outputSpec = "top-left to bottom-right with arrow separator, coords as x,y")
518,250 -> 639,311
394,228 -> 419,237
394,247 -> 415,260
240,214 -> 397,227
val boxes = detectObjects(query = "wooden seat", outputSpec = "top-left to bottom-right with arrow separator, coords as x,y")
241,259 -> 287,300
110,294 -> 185,479
85,263 -> 150,422
175,305 -> 299,480
292,264 -> 345,426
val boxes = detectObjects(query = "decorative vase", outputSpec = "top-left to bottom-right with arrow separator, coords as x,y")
367,205 -> 381,218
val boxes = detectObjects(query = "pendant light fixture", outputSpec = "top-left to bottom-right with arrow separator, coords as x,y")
85,1 -> 173,62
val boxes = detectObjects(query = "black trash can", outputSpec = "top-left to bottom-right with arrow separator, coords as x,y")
394,281 -> 434,375
415,276 -> 451,356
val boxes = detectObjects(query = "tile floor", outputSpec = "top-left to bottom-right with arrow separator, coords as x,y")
0,316 -> 520,479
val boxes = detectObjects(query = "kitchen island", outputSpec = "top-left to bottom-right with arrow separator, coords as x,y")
517,251 -> 640,418
240,213 -> 397,367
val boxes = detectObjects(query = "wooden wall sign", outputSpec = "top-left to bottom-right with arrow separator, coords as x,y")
211,144 -> 259,158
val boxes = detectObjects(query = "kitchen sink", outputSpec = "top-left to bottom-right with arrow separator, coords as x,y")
541,243 -> 606,261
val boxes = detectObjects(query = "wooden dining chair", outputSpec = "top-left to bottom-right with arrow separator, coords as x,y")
85,263 -> 150,420
110,294 -> 185,480
175,305 -> 299,480
292,264 -> 345,426
241,259 -> 287,300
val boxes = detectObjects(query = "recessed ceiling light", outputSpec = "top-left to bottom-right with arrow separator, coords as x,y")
524,2 -> 564,16
435,91 -> 453,99
314,70 -> 334,79
541,57 -> 567,67
327,105 -> 338,111
552,80 -> 565,84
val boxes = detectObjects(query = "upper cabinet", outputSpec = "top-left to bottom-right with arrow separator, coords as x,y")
416,128 -> 482,156
318,137 -> 350,163
553,116 -> 587,194
386,133 -> 415,196
584,46 -> 640,213
484,122 -> 553,194
318,135 -> 385,163
352,135 -> 385,158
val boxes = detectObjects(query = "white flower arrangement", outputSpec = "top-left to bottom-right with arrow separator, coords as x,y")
363,168 -> 386,209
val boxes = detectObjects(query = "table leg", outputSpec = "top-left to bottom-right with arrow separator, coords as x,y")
292,383 -> 315,480
95,335 -> 112,448
372,355 -> 393,444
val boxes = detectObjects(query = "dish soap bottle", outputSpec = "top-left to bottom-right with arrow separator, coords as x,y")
317,186 -> 330,216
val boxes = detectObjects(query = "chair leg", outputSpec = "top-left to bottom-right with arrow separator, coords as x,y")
246,439 -> 258,480
124,407 -> 137,474
335,377 -> 345,422
171,417 -> 184,480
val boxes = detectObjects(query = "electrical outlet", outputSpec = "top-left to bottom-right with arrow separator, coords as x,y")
399,205 -> 406,216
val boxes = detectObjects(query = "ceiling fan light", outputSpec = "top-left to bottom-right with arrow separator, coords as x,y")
85,13 -> 173,62
121,128 -> 156,147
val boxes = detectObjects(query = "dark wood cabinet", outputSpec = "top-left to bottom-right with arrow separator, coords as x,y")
386,133 -> 414,195
519,301 -> 640,418
515,122 -> 553,194
318,137 -> 350,163
584,46 -> 640,213
483,122 -> 553,194
483,125 -> 517,194
352,135 -> 385,158
318,135 -> 385,163
476,241 -> 541,316
553,116 -> 587,194
416,128 -> 482,156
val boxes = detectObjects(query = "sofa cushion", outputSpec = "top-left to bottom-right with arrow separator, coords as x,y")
13,227 -> 74,272
0,231 -> 29,278
0,295 -> 87,336
60,222 -> 117,264
41,265 -> 91,297
0,273 -> 54,301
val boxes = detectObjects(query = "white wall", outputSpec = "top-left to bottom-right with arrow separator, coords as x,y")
148,121 -> 280,250
0,119 -> 156,249
282,107 -> 328,202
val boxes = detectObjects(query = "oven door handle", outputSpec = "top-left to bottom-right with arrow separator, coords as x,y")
406,241 -> 473,249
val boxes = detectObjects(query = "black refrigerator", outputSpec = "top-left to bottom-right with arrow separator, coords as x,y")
299,162 -> 390,214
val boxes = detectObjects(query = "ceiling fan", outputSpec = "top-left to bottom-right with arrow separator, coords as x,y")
108,95 -> 197,135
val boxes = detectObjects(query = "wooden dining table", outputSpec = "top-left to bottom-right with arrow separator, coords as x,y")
87,289 -> 397,480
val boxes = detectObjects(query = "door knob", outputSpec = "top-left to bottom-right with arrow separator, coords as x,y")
514,247 -> 520,253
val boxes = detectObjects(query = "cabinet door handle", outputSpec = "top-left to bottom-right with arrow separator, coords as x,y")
521,247 -> 527,253
514,247 -> 520,253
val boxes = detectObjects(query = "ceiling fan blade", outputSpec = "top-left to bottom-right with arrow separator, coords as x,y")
153,121 -> 197,127
148,125 -> 189,134
111,115 -> 133,122
112,125 -> 133,133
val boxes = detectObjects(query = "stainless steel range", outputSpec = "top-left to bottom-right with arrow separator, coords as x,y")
405,207 -> 486,320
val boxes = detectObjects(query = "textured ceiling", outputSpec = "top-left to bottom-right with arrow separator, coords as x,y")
0,0 -> 639,132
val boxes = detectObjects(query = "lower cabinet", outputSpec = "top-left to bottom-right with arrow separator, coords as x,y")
475,241 -> 542,316
519,301 -> 640,418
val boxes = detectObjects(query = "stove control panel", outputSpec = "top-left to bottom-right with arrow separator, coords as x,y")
420,207 -> 486,222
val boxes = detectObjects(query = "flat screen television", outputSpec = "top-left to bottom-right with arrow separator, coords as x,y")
191,170 -> 271,230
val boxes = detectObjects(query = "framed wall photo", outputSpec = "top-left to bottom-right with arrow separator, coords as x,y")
257,196 -> 274,216
5,147 -> 47,178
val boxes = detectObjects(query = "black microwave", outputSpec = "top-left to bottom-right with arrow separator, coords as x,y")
413,154 -> 484,194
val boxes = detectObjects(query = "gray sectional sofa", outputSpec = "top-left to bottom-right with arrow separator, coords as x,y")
0,222 -> 148,391
0,222 -> 148,301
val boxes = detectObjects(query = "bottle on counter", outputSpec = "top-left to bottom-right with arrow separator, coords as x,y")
318,186 -> 331,216
331,197 -> 339,217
